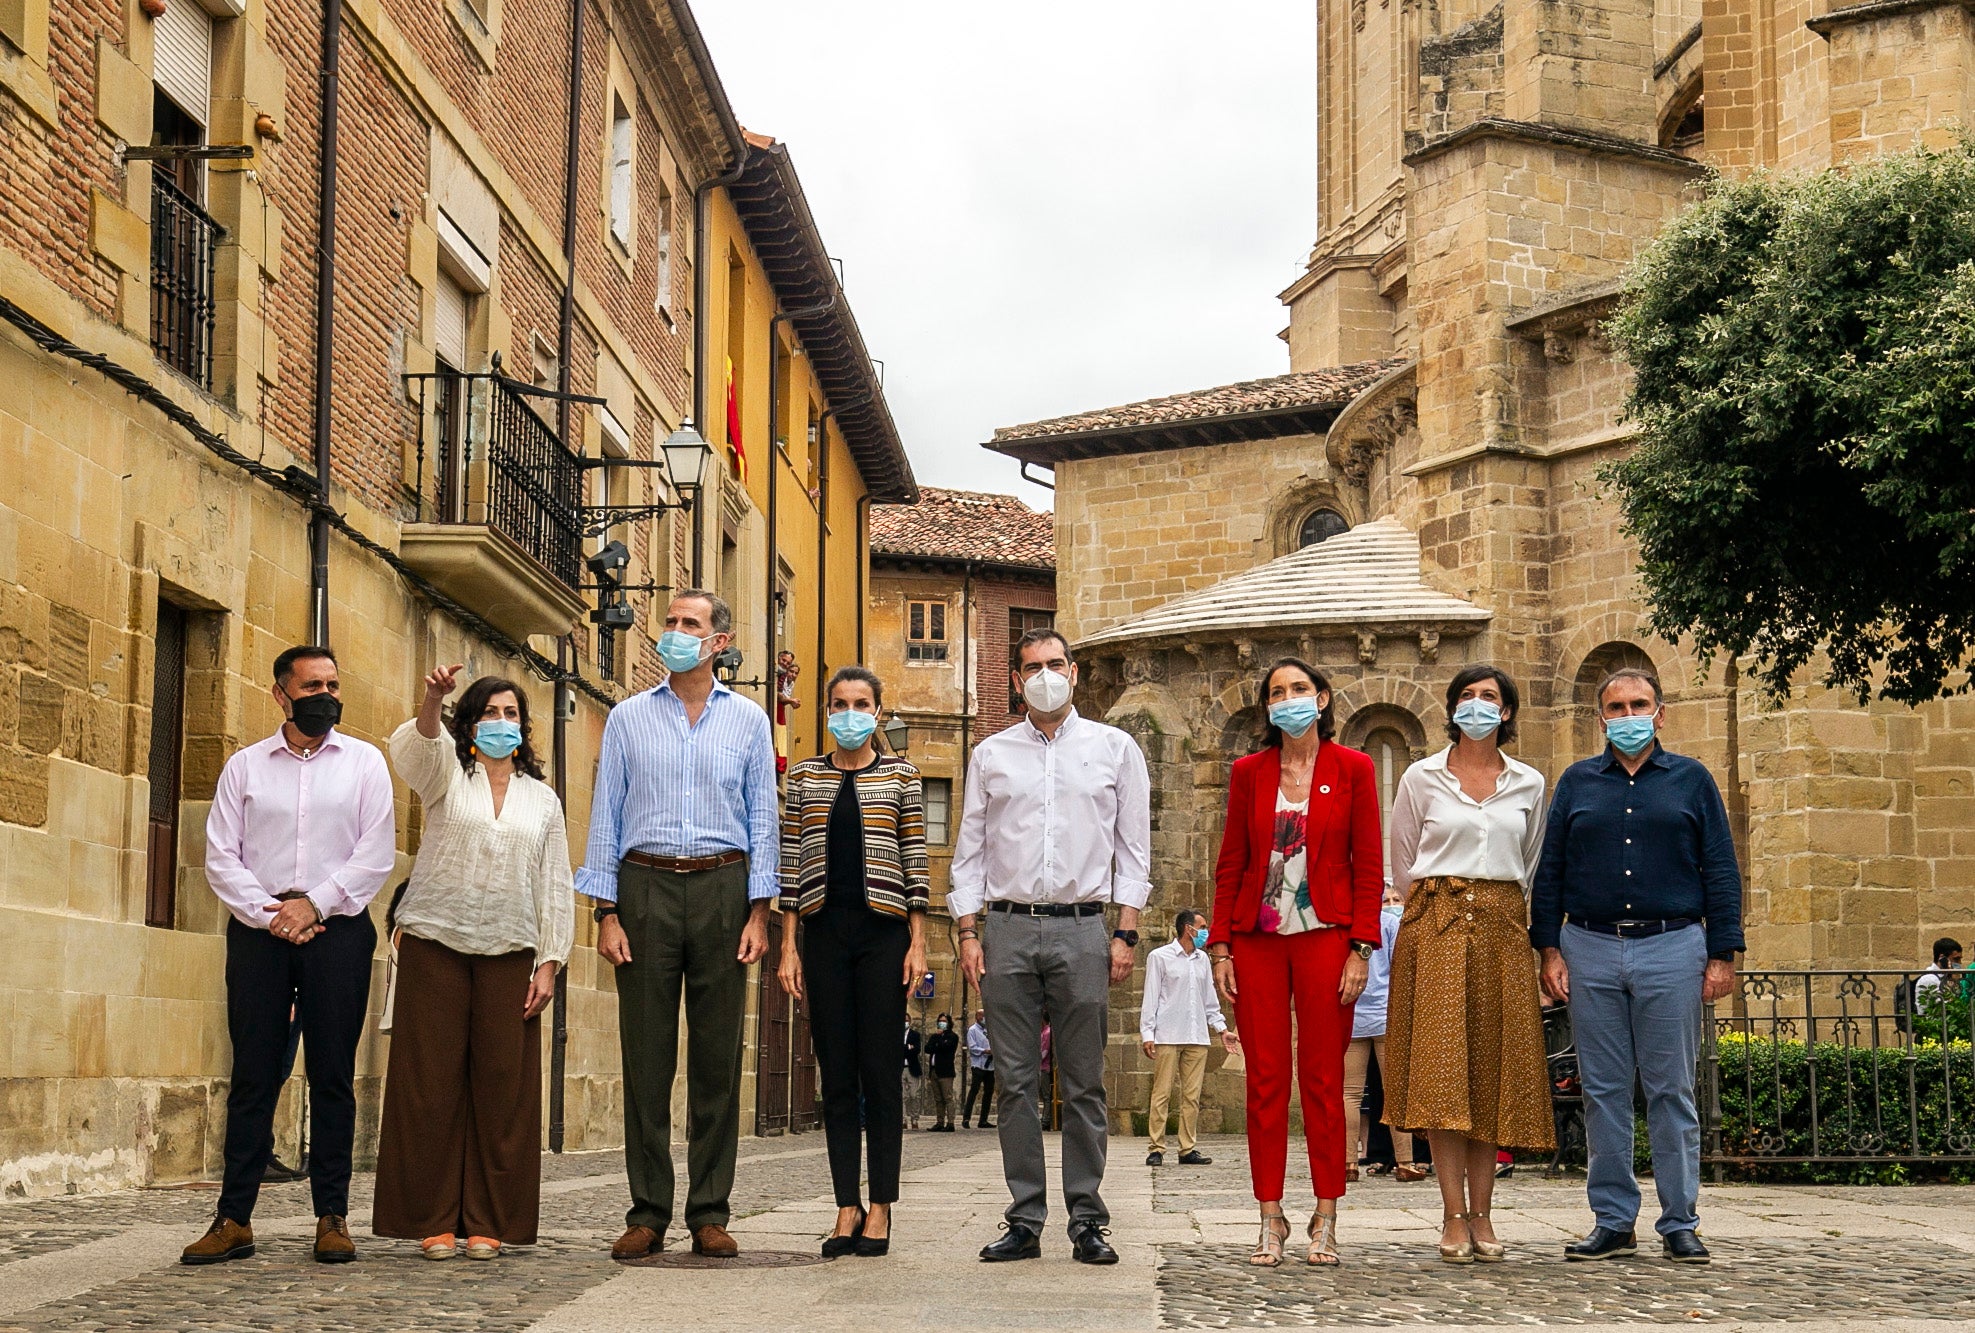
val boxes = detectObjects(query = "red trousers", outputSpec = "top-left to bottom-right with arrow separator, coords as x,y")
1232,927 -> 1353,1201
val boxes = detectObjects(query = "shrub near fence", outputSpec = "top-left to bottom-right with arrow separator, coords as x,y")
1698,972 -> 1975,1185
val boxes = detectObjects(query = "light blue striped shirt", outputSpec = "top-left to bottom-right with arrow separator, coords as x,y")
576,679 -> 780,903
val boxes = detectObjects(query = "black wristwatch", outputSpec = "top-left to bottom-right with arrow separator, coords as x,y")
593,904 -> 620,924
1112,929 -> 1139,949
1350,940 -> 1376,961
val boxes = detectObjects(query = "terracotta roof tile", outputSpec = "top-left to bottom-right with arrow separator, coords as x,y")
870,487 -> 1055,570
991,358 -> 1408,444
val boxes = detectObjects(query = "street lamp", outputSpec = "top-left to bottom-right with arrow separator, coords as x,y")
661,419 -> 713,493
882,712 -> 909,754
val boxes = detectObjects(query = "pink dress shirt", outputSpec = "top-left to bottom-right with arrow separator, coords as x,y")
204,728 -> 398,929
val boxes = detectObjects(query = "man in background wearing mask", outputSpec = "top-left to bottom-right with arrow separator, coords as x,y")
924,1012 -> 959,1130
184,646 -> 395,1266
952,628 -> 1152,1266
579,591 -> 777,1262
1139,908 -> 1236,1167
1530,667 -> 1742,1267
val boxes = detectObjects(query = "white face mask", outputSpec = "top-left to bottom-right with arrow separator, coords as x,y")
1022,666 -> 1073,715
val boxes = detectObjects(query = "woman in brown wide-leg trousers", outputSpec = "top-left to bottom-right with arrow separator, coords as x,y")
374,937 -> 542,1243
372,668 -> 574,1257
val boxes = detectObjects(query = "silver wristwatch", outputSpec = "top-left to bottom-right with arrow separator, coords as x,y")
1350,940 -> 1375,961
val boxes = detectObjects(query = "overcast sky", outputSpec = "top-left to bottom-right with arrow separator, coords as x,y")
692,2 -> 1318,511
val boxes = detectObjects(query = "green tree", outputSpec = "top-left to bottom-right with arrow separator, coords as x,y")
1604,144 -> 1975,704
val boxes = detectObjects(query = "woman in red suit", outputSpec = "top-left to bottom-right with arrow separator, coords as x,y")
1208,658 -> 1383,1268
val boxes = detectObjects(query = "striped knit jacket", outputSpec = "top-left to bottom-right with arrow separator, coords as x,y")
778,753 -> 930,918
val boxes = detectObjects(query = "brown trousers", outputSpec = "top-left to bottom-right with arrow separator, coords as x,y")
373,935 -> 543,1243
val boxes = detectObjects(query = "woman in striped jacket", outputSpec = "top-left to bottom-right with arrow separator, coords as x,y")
776,666 -> 929,1258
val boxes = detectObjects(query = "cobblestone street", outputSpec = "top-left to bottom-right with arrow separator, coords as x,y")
2,1134 -> 1972,1331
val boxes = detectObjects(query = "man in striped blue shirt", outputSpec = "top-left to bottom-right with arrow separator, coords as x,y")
578,590 -> 778,1262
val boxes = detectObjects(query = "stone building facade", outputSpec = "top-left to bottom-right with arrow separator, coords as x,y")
990,0 -> 1975,1133
0,0 -> 913,1195
862,488 -> 1055,1043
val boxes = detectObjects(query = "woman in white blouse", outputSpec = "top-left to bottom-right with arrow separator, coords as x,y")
1382,665 -> 1554,1265
373,665 -> 574,1261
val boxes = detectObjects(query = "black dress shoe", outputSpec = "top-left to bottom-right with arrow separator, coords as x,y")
820,1208 -> 866,1259
1662,1230 -> 1711,1264
1564,1226 -> 1638,1261
1177,1150 -> 1213,1165
979,1223 -> 1042,1262
1070,1223 -> 1119,1265
1145,1151 -> 1164,1167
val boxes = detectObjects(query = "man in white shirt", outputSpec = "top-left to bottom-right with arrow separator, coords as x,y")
183,646 -> 396,1267
954,629 -> 1151,1266
1140,908 -> 1236,1167
1915,937 -> 1964,1008
963,1010 -> 995,1128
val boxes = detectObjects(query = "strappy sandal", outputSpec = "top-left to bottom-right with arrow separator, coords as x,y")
1439,1211 -> 1475,1264
1250,1210 -> 1290,1267
1469,1209 -> 1505,1263
1306,1210 -> 1340,1266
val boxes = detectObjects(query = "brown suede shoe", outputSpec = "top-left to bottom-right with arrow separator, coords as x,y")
691,1224 -> 738,1258
611,1225 -> 662,1261
181,1215 -> 255,1265
314,1214 -> 357,1263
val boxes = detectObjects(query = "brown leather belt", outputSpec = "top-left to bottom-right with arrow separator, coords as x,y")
624,849 -> 746,875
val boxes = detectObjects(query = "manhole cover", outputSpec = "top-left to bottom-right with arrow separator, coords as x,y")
620,1249 -> 831,1269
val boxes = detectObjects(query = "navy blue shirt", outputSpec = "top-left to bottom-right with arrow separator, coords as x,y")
1530,744 -> 1744,958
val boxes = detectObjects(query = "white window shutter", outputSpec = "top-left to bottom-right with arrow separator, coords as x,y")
434,271 -> 469,368
153,1 -> 213,126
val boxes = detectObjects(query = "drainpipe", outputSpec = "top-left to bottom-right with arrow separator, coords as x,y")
765,297 -> 836,711
807,398 -> 867,752
691,145 -> 751,587
854,495 -> 872,662
545,0 -> 587,1158
307,0 -> 346,644
960,560 -> 975,775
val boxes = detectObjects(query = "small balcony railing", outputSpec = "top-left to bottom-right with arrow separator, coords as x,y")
150,175 -> 220,387
411,366 -> 584,591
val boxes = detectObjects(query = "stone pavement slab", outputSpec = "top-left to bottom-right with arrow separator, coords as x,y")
1,1135 -> 1973,1330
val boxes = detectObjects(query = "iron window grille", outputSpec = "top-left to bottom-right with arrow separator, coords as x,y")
149,174 -> 220,388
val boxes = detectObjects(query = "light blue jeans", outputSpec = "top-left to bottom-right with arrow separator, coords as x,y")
1559,922 -> 1706,1237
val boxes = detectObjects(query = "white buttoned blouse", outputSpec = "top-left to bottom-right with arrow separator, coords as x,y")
388,720 -> 575,966
1388,746 -> 1548,899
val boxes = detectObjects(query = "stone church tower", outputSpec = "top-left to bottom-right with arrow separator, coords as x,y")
989,1 -> 1975,1130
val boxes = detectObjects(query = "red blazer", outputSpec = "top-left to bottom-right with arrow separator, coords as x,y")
1207,742 -> 1384,950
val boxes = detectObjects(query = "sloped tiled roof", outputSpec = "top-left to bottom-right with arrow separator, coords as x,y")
989,359 -> 1408,460
870,488 -> 1055,571
1078,517 -> 1488,648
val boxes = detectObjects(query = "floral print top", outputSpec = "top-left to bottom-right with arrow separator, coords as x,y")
1261,790 -> 1322,934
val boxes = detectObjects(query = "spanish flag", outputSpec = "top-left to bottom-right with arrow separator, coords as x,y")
724,355 -> 747,483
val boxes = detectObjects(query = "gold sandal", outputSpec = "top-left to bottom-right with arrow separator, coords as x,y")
1306,1210 -> 1340,1266
1470,1210 -> 1505,1262
1439,1211 -> 1475,1264
1250,1210 -> 1290,1267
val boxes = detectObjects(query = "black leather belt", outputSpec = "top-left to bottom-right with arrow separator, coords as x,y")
987,901 -> 1103,918
1572,917 -> 1697,938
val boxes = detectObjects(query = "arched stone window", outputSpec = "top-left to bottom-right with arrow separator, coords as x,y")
1341,703 -> 1426,883
1297,507 -> 1350,549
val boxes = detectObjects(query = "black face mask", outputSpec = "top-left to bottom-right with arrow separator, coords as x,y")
288,692 -> 343,739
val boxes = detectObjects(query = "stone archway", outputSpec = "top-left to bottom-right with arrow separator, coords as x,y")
1568,640 -> 1661,757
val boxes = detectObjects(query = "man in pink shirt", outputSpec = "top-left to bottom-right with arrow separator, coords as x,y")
181,646 -> 395,1267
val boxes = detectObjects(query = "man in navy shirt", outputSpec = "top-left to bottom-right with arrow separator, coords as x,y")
1531,667 -> 1742,1266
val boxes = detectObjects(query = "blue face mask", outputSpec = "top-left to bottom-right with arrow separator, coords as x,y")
656,630 -> 709,673
474,719 -> 522,759
827,709 -> 878,748
1605,715 -> 1657,756
1452,698 -> 1503,740
1269,697 -> 1321,738
1192,927 -> 1209,949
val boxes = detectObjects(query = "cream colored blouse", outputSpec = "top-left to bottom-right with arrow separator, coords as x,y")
388,720 -> 574,967
1389,745 -> 1548,899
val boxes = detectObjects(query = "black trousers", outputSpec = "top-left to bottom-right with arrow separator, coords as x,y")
802,902 -> 909,1208
218,911 -> 376,1223
965,1069 -> 996,1124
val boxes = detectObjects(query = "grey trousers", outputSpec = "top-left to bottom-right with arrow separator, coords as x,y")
1559,921 -> 1706,1237
982,909 -> 1111,1234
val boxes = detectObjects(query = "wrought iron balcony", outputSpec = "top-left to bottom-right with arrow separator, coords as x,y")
150,175 -> 220,388
401,366 -> 588,640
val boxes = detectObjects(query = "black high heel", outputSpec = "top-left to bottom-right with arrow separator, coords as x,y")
855,1205 -> 891,1257
821,1207 -> 866,1258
